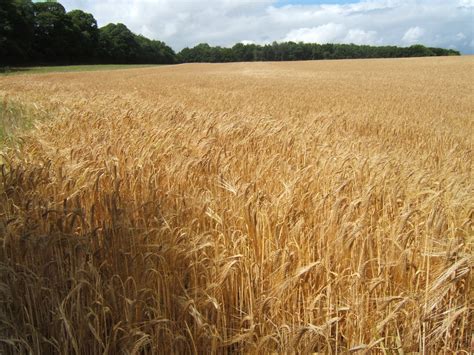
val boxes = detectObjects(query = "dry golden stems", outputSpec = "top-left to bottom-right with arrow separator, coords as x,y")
0,57 -> 472,353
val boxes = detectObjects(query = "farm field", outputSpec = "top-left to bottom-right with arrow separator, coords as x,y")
0,57 -> 472,353
0,64 -> 160,76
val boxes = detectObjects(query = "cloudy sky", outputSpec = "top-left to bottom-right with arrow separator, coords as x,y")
61,0 -> 474,53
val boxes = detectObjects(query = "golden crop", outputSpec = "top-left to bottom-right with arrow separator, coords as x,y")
0,57 -> 473,353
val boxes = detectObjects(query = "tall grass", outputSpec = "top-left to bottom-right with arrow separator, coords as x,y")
0,97 -> 43,145
0,57 -> 472,353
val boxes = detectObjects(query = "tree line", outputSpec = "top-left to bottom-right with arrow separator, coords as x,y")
0,0 -> 461,67
178,42 -> 460,63
0,0 -> 176,65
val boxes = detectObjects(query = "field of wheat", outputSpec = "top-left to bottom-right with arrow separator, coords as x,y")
0,57 -> 473,353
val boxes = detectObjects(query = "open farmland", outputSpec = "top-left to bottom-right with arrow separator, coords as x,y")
0,57 -> 473,353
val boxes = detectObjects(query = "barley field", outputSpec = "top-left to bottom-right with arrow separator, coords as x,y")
0,57 -> 473,353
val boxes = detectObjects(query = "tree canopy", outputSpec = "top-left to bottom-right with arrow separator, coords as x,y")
177,41 -> 460,63
1,0 -> 35,64
0,0 -> 176,65
0,0 -> 461,66
67,9 -> 99,63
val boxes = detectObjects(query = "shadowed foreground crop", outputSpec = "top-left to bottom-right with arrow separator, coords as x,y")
0,57 -> 472,353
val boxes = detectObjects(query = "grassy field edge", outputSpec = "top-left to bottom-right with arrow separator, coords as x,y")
0,64 -> 164,76
0,96 -> 49,146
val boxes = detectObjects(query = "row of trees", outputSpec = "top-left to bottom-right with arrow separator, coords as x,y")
0,0 -> 460,66
0,0 -> 176,65
177,42 -> 460,63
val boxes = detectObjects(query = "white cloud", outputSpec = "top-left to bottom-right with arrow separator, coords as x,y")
60,0 -> 474,53
458,0 -> 474,8
282,25 -> 379,45
456,32 -> 466,40
344,29 -> 379,45
402,26 -> 425,44
283,23 -> 346,43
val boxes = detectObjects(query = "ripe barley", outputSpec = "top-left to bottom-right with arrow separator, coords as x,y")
0,57 -> 472,353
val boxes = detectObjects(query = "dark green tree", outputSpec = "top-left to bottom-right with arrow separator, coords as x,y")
67,9 -> 98,63
0,0 -> 35,65
403,44 -> 434,57
98,23 -> 176,64
135,35 -> 176,64
98,23 -> 141,63
177,41 -> 460,63
32,2 -> 76,63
